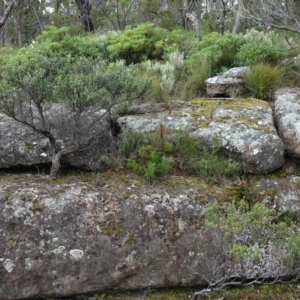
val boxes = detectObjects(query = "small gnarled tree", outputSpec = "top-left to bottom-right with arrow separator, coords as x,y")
0,55 -> 149,178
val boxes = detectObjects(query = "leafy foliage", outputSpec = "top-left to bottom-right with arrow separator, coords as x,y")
107,23 -> 169,64
186,32 -> 243,74
0,46 -> 150,177
118,129 -> 144,158
191,200 -> 300,297
184,59 -> 211,99
120,126 -> 240,183
141,52 -> 185,101
242,28 -> 300,49
195,145 -> 240,184
33,26 -> 108,59
107,23 -> 194,64
127,144 -> 175,182
205,200 -> 300,267
244,63 -> 283,100
235,42 -> 289,66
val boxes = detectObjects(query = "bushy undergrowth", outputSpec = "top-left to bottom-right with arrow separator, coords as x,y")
186,32 -> 243,75
33,26 -> 109,59
190,199 -> 300,297
196,147 -> 240,185
1,24 -> 299,103
243,28 -> 300,52
235,42 -> 289,66
141,52 -> 185,102
184,59 -> 211,99
244,63 -> 283,100
109,127 -> 241,183
107,23 -> 193,64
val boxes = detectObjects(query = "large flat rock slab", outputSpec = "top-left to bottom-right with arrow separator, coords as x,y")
1,172 -> 300,299
275,88 -> 300,158
118,98 -> 284,174
0,173 -> 215,299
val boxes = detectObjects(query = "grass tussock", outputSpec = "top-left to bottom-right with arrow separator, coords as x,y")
244,63 -> 283,100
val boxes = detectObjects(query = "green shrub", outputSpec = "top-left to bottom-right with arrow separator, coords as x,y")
235,42 -> 289,66
50,13 -> 82,35
154,29 -> 194,60
191,199 -> 300,296
141,52 -> 186,101
124,126 -> 199,181
107,23 -> 168,64
31,26 -> 109,60
184,59 -> 211,99
195,146 -> 240,184
118,129 -> 144,158
244,63 -> 283,100
171,130 -> 199,171
119,127 -> 241,183
243,28 -> 300,51
127,144 -> 175,182
186,32 -> 243,74
107,23 -> 194,64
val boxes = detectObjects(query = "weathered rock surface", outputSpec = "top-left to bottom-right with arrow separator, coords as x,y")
205,67 -> 249,96
275,88 -> 300,158
0,112 -> 115,171
0,173 -> 213,300
118,98 -> 284,174
1,172 -> 300,300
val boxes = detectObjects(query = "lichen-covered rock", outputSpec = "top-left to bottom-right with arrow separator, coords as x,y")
275,88 -> 300,158
251,176 -> 300,211
0,173 -> 217,300
118,98 -> 284,174
205,67 -> 249,96
1,172 -> 300,300
0,114 -> 51,167
0,112 -> 115,171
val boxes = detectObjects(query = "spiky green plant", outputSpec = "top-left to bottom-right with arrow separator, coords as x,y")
244,63 -> 283,100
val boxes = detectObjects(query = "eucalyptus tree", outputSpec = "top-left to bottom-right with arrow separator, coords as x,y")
74,0 -> 93,31
12,0 -> 51,45
90,0 -> 140,30
0,0 -> 54,46
201,0 -> 237,34
238,0 -> 300,34
0,0 -> 16,45
0,0 -> 15,29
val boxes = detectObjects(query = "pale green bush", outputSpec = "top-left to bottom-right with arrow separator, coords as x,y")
141,51 -> 185,100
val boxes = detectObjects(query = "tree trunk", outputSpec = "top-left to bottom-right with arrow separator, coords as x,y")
14,7 -> 22,46
50,152 -> 63,179
74,0 -> 94,32
50,145 -> 77,178
33,5 -> 44,33
232,0 -> 242,34
0,0 -> 15,29
186,12 -> 200,40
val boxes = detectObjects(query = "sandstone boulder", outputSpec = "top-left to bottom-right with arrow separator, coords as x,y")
118,98 -> 284,174
205,67 -> 249,96
0,112 -> 115,171
1,172 -> 300,300
0,173 -> 213,300
275,88 -> 300,158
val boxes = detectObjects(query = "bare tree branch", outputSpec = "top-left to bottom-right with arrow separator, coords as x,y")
239,0 -> 300,34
